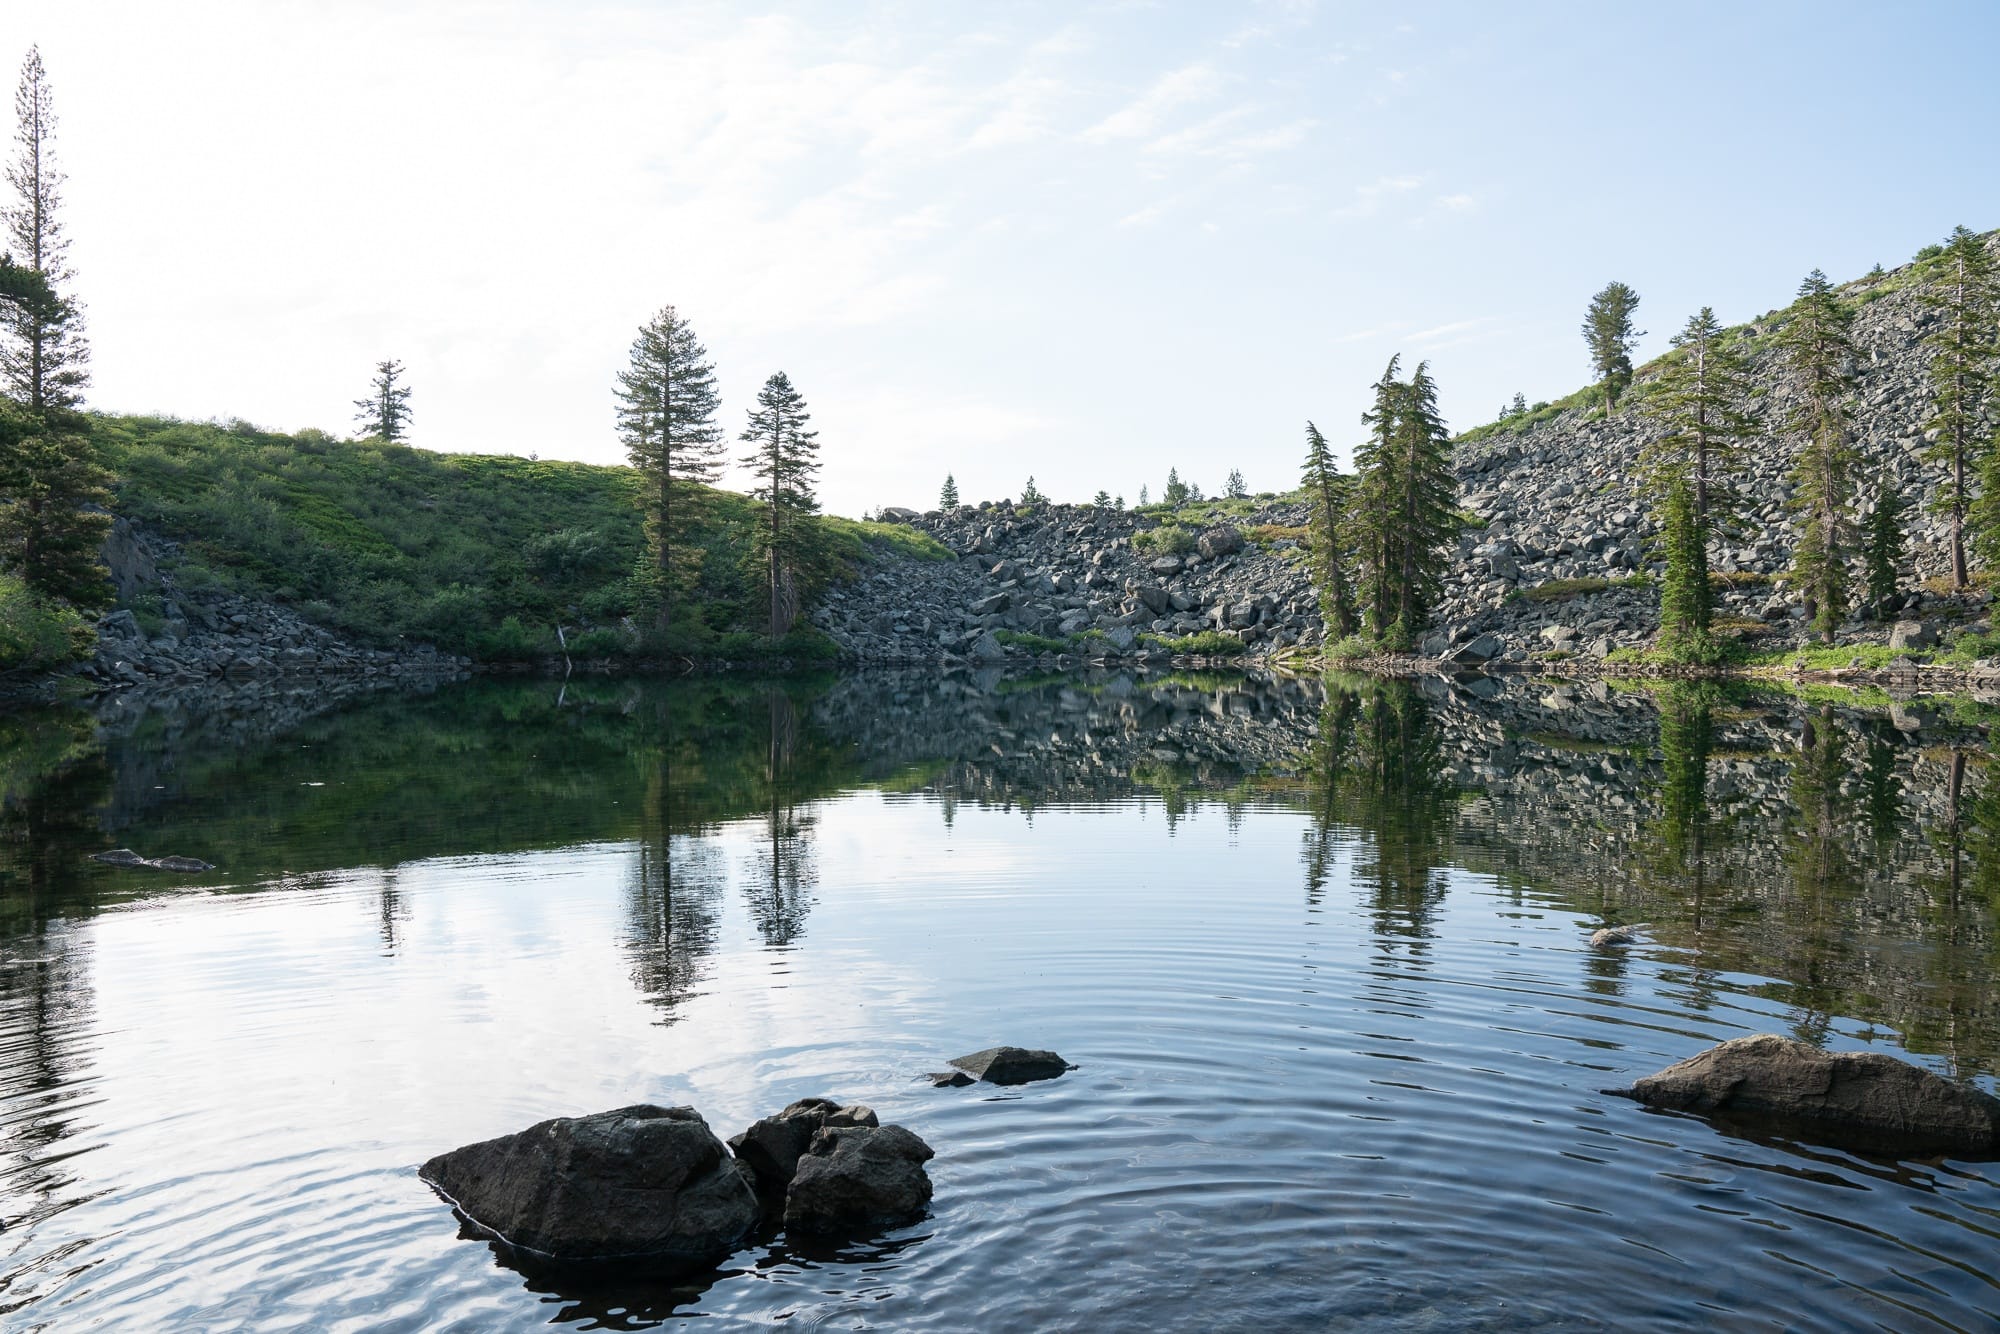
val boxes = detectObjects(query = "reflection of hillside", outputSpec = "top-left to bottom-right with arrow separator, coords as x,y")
0,668 -> 1995,1075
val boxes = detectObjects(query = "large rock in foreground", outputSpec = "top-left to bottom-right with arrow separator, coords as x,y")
948,1046 -> 1074,1085
1609,1035 -> 2000,1157
785,1124 -> 935,1233
420,1104 -> 759,1270
728,1097 -> 878,1194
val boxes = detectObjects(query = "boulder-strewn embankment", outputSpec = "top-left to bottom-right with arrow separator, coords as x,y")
26,520 -> 472,703
810,501 -> 1325,663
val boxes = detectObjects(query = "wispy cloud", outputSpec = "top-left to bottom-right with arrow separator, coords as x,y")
1083,63 -> 1222,142
1330,174 -> 1424,219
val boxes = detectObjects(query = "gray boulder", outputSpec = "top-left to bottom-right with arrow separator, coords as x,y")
728,1097 -> 878,1194
1448,632 -> 1504,665
1608,1034 -> 2000,1157
1195,525 -> 1243,559
419,1104 -> 759,1269
947,1045 -> 1074,1085
969,632 -> 1007,662
784,1124 -> 935,1233
878,506 -> 919,523
1888,620 -> 1934,650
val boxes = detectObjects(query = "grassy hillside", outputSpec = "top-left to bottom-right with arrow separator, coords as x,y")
93,414 -> 947,660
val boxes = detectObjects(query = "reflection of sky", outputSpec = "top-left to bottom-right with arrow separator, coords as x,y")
22,788 -> 2000,1330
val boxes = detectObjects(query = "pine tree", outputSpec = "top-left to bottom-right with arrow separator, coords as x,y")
1092,489 -> 1111,507
1301,421 -> 1355,638
0,402 -> 110,606
939,474 -> 958,508
1162,467 -> 1189,508
1138,484 -> 1148,507
1114,494 -> 1124,510
351,359 -> 412,442
1020,475 -> 1046,506
1510,391 -> 1528,417
740,371 -> 821,637
0,47 -> 108,609
1864,481 -> 1905,614
1779,270 -> 1858,641
0,47 -> 86,413
1657,475 -> 1712,662
615,304 -> 722,631
1225,468 -> 1247,499
1351,358 -> 1455,648
1641,307 -> 1751,527
1582,280 -> 1643,411
1919,225 -> 1997,588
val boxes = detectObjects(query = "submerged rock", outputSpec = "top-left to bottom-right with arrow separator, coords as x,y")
1608,1035 -> 2000,1157
1590,924 -> 1646,948
91,848 -> 215,872
925,1070 -> 975,1088
420,1104 -> 758,1270
947,1046 -> 1075,1085
728,1097 -> 878,1194
784,1124 -> 935,1233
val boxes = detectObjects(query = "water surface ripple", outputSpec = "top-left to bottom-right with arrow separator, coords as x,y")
0,671 -> 1996,1330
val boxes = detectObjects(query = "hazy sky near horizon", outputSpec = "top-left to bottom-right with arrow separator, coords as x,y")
8,1 -> 2000,517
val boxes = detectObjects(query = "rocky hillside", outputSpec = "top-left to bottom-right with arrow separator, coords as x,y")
1435,244 -> 1997,660
809,500 -> 1324,662
826,240 -> 1997,666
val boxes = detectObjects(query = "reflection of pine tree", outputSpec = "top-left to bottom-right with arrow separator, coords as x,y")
1299,689 -> 1360,908
0,731 -> 109,1229
625,835 -> 723,1021
623,739 -> 724,1021
744,691 -> 817,948
1298,679 -> 1450,946
1859,719 -> 1903,849
1649,682 -> 1721,929
1783,708 -> 1854,1044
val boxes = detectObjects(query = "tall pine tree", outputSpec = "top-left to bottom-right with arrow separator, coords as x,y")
1582,281 -> 1643,411
1301,420 -> 1355,639
0,47 -> 108,609
351,359 -> 412,442
1919,225 -> 1997,588
939,473 -> 958,508
1864,480 -> 1905,614
1352,358 -> 1455,648
740,371 -> 821,637
1640,307 -> 1750,658
615,304 -> 721,631
1779,270 -> 1859,641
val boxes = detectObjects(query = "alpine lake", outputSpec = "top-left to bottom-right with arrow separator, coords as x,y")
3,666 -> 1999,1332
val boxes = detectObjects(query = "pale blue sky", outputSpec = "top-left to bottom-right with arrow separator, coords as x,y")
10,1 -> 2000,515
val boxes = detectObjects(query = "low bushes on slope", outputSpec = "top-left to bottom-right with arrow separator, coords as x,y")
94,415 -> 945,660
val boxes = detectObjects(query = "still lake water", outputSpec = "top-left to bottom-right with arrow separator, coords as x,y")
2,669 -> 1998,1331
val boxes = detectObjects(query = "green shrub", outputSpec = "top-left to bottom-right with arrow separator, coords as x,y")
994,630 -> 1069,653
1323,634 -> 1377,661
0,576 -> 94,672
1141,630 -> 1246,656
1133,525 -> 1196,556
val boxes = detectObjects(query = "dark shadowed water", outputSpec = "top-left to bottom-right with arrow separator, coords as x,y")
3,670 -> 1999,1331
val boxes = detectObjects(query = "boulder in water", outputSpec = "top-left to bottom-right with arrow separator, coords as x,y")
947,1045 -> 1074,1085
420,1104 -> 759,1271
728,1097 -> 878,1194
784,1124 -> 935,1233
1608,1035 -> 2000,1157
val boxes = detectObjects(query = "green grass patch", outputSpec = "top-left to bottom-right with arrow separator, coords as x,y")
1141,630 -> 1248,656
1133,524 -> 1196,556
